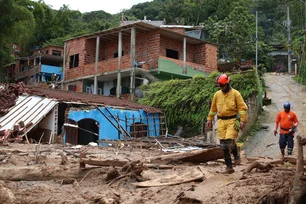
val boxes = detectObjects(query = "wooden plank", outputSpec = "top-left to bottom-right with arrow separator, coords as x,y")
132,167 -> 204,187
80,158 -> 128,168
145,147 -> 223,164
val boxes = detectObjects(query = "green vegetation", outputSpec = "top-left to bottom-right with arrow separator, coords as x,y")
238,116 -> 262,143
138,69 -> 262,136
2,0 -> 306,80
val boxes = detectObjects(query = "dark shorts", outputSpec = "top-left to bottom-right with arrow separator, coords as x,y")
279,133 -> 294,151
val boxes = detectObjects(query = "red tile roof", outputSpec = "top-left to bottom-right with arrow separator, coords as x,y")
26,86 -> 162,113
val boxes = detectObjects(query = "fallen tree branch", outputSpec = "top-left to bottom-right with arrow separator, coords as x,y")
256,183 -> 283,204
244,161 -> 273,174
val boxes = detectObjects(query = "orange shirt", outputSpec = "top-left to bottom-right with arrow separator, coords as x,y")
276,110 -> 298,134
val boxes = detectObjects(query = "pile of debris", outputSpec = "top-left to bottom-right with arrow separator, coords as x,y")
0,82 -> 25,116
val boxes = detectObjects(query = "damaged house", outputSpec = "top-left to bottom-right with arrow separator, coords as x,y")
8,45 -> 63,86
0,85 -> 165,145
62,21 -> 218,98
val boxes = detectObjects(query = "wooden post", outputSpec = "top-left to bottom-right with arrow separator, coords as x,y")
296,136 -> 304,173
288,135 -> 306,204
35,144 -> 40,164
79,152 -> 86,168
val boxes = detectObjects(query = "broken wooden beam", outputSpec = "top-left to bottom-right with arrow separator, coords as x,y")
0,166 -> 90,181
145,147 -> 223,164
79,158 -> 173,169
288,135 -> 306,204
132,167 -> 204,187
80,158 -> 128,168
244,161 -> 273,173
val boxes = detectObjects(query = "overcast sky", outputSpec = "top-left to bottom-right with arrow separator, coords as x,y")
37,0 -> 153,14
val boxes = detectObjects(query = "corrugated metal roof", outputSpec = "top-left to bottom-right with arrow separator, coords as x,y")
0,95 -> 58,132
26,86 -> 162,113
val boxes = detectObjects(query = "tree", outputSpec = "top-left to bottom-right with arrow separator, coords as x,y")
0,0 -> 35,78
204,3 -> 257,60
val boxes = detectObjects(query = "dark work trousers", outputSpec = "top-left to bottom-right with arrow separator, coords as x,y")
220,139 -> 239,168
279,133 -> 294,155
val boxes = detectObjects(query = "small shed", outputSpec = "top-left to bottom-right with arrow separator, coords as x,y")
26,87 -> 166,145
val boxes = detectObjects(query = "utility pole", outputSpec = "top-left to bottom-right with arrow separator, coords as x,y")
255,10 -> 256,74
287,6 -> 292,74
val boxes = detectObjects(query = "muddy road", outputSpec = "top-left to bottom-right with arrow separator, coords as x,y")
244,72 -> 306,158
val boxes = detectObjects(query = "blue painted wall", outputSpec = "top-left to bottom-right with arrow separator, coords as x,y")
41,64 -> 63,76
66,107 -> 161,141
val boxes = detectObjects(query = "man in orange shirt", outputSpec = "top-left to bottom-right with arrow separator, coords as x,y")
274,102 -> 298,159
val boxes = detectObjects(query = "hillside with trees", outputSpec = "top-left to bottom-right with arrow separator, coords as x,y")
1,0 -> 306,80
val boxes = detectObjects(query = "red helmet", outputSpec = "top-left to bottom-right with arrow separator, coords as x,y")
215,74 -> 230,87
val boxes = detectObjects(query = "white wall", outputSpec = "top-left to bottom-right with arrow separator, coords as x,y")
39,105 -> 57,143
103,81 -> 113,96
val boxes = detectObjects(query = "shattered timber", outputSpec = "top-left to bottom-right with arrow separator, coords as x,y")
0,83 -> 305,204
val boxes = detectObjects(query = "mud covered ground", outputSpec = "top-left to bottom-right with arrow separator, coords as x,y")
0,142 -> 295,204
0,73 -> 303,204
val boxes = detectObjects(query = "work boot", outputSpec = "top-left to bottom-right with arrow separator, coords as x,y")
221,167 -> 235,174
234,158 -> 241,165
233,154 -> 241,165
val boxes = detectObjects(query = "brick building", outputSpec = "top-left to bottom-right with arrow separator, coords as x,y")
10,45 -> 63,86
63,22 -> 218,98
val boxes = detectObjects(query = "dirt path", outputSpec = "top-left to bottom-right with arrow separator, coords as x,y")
244,72 -> 306,158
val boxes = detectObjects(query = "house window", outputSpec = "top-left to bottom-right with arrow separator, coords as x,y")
68,85 -> 77,92
34,57 -> 40,66
52,50 -> 61,56
130,123 -> 148,138
86,86 -> 102,95
166,49 -> 179,59
113,51 -> 124,58
69,54 -> 79,68
97,88 -> 102,95
86,86 -> 93,94
45,50 -> 49,54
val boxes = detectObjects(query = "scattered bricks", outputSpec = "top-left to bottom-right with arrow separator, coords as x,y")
13,125 -> 20,132
18,121 -> 25,128
25,122 -> 33,129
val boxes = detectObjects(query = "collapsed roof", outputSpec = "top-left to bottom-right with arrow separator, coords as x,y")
26,86 -> 162,113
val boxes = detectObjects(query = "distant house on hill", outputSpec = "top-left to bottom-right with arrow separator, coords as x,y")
269,43 -> 297,73
8,45 -> 63,86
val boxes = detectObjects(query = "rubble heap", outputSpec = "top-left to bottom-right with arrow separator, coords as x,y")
0,82 -> 25,116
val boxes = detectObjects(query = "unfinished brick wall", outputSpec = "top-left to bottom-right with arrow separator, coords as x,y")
41,46 -> 63,56
136,30 -> 160,69
64,80 -> 83,92
65,37 -> 86,80
161,36 -> 210,66
64,28 -> 218,81
65,30 -> 161,80
163,28 -> 185,35
204,43 -> 218,71
159,56 -> 212,73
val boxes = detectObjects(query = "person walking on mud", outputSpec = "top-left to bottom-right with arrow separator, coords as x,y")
275,64 -> 281,75
207,74 -> 248,174
274,102 -> 298,160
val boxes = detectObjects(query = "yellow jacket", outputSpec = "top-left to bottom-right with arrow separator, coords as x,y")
207,88 -> 248,123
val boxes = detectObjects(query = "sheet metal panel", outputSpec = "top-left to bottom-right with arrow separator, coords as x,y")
0,95 -> 58,131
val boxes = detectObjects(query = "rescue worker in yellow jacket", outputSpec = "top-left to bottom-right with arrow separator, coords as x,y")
207,74 -> 248,174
